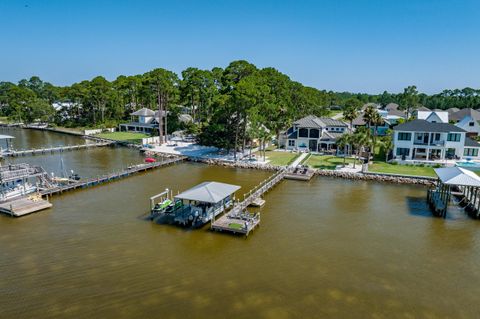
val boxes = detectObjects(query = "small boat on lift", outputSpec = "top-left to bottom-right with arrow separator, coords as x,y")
51,158 -> 81,185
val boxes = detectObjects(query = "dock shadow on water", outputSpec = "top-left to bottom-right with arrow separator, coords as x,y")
406,196 -> 471,221
405,196 -> 434,218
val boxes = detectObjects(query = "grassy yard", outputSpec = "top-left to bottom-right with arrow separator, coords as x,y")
327,110 -> 343,117
255,150 -> 299,166
305,155 -> 357,170
368,161 -> 436,177
94,132 -> 150,143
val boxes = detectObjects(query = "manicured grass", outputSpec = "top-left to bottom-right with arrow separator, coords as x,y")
255,150 -> 299,166
94,132 -> 150,143
328,110 -> 342,117
368,161 -> 436,177
305,155 -> 356,170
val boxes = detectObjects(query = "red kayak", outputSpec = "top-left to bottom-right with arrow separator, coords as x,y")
145,157 -> 156,163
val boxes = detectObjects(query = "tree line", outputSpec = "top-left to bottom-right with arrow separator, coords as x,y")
0,61 -> 479,155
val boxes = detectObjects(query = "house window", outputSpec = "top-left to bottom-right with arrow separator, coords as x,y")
288,140 -> 295,147
299,128 -> 308,138
447,133 -> 461,142
397,132 -> 412,141
469,122 -> 475,127
464,148 -> 479,157
435,133 -> 440,141
309,129 -> 319,138
396,148 -> 410,156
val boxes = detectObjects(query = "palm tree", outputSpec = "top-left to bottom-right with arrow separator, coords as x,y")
343,106 -> 359,131
370,111 -> 383,158
351,128 -> 369,168
380,133 -> 393,162
336,133 -> 352,167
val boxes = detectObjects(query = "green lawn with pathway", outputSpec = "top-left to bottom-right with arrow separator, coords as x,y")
255,150 -> 299,166
94,132 -> 150,144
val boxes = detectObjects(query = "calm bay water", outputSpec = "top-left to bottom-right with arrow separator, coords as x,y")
1,129 -> 480,318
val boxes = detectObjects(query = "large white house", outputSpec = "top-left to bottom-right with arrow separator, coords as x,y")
280,115 -> 348,152
450,108 -> 480,137
392,119 -> 480,161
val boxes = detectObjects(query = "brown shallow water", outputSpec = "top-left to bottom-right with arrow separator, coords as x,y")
1,130 -> 480,318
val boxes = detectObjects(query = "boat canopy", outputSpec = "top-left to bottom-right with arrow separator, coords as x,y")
0,135 -> 14,139
434,167 -> 480,187
175,181 -> 240,204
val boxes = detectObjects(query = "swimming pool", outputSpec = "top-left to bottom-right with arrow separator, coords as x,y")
455,160 -> 480,170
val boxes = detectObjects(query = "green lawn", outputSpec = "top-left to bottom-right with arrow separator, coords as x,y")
94,132 -> 150,143
255,150 -> 299,166
328,110 -> 342,117
305,155 -> 357,170
368,161 -> 436,177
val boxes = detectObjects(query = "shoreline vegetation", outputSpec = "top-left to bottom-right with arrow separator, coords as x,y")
2,124 -> 444,181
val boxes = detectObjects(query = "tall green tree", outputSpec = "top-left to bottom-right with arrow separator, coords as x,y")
400,85 -> 420,119
143,69 -> 179,143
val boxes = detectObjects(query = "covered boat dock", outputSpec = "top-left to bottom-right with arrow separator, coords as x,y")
428,166 -> 480,218
156,181 -> 241,227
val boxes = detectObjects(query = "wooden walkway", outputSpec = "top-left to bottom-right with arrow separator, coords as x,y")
41,156 -> 185,197
1,142 -> 114,157
211,169 -> 286,236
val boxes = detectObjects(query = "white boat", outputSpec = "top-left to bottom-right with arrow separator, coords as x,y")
0,181 -> 37,201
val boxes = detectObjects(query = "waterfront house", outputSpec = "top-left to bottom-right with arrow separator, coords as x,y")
351,104 -> 405,136
119,108 -> 166,134
450,108 -> 480,137
392,119 -> 480,161
280,115 -> 348,152
416,110 -> 449,123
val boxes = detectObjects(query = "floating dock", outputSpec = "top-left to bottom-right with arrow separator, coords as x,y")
211,169 -> 286,237
0,195 -> 52,217
284,166 -> 315,181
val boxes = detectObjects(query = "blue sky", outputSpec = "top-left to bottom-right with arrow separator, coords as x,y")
1,0 -> 479,94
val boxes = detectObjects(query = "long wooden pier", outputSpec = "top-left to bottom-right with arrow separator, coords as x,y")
1,142 -> 114,157
40,156 -> 185,197
211,169 -> 286,236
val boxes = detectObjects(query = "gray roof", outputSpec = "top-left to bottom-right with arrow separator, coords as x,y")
131,108 -> 155,116
464,137 -> 480,147
446,107 -> 460,115
434,167 -> 480,187
449,108 -> 480,122
416,106 -> 430,112
320,131 -> 345,141
387,109 -> 406,118
393,119 -> 465,133
175,181 -> 241,203
293,115 -> 346,128
385,103 -> 399,111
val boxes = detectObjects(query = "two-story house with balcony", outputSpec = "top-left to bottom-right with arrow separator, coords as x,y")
280,115 -> 349,152
392,119 -> 480,161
